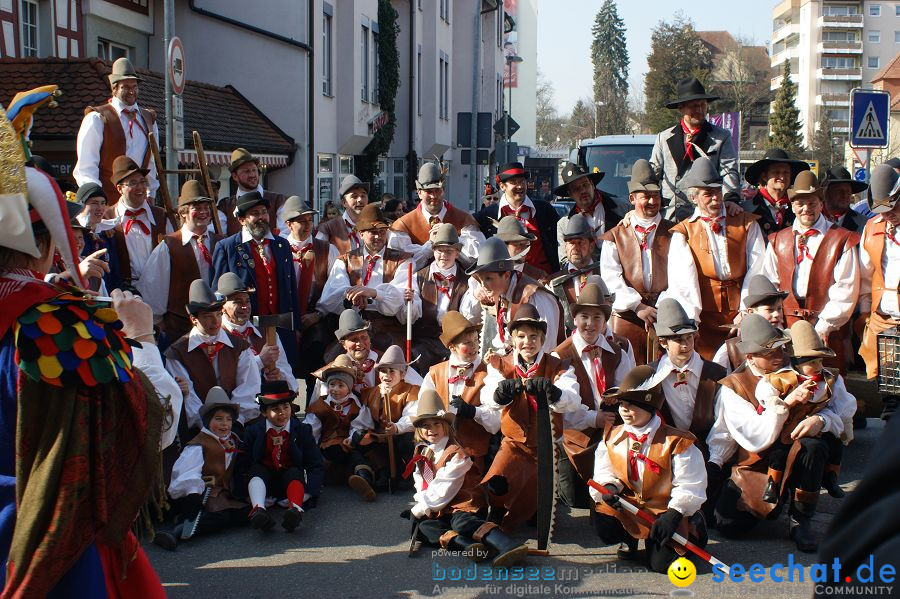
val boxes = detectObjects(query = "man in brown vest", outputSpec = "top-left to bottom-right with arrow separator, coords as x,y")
547,215 -> 602,336
405,225 -> 471,373
139,180 -> 223,343
859,164 -> 900,421
389,162 -> 484,264
760,170 -> 860,374
218,148 -> 289,235
667,157 -> 766,359
217,273 -> 297,393
318,204 -> 413,356
75,58 -> 159,204
601,159 -> 673,364
316,175 -> 370,254
101,155 -> 174,290
165,280 -> 262,435
712,314 -> 828,552
555,282 -> 634,508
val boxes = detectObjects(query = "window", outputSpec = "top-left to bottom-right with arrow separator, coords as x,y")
438,54 -> 449,120
322,9 -> 333,96
372,31 -> 380,103
870,4 -> 881,16
822,56 -> 857,68
440,0 -> 449,22
97,39 -> 130,61
339,156 -> 354,175
361,25 -> 369,102
392,159 -> 405,198
416,47 -> 422,115
20,0 -> 38,57
869,30 -> 881,42
895,30 -> 900,42
823,5 -> 858,15
868,56 -> 881,68
897,5 -> 900,15
826,109 -> 850,122
823,31 -> 855,41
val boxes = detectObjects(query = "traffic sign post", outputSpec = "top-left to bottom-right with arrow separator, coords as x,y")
167,36 -> 186,152
849,88 -> 890,186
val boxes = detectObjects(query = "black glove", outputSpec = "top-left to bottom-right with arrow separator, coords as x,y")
400,509 -> 412,520
302,496 -> 318,510
450,396 -> 476,419
485,475 -> 509,496
706,462 -> 725,493
180,493 -> 204,520
546,381 -> 562,404
348,429 -> 364,449
649,508 -> 683,545
494,379 -> 522,406
601,484 -> 621,509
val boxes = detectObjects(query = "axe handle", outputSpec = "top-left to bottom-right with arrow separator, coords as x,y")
265,326 -> 277,346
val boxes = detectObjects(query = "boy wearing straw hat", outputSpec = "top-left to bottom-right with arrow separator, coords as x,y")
760,169 -> 860,374
480,304 -> 581,531
402,390 -> 529,568
590,365 -> 708,572
157,387 -> 249,550
238,381 -> 323,531
554,282 -> 635,509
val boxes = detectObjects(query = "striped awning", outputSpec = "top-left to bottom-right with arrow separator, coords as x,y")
177,150 -> 290,168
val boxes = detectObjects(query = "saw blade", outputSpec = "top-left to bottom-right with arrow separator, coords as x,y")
479,305 -> 498,358
181,486 -> 211,540
535,389 -> 559,552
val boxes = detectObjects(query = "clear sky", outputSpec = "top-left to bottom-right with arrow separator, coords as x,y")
536,0 -> 773,114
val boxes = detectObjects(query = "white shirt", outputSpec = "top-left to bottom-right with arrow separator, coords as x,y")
309,350 -> 424,399
421,355 -> 501,434
168,428 -> 239,498
164,327 -> 262,429
137,226 -> 214,318
410,436 -> 473,518
711,342 -> 734,375
479,351 -> 582,420
713,365 -> 789,454
317,246 -> 410,317
349,382 -> 419,435
316,210 -> 362,251
859,217 -> 900,318
458,272 -> 562,354
284,235 -> 338,304
102,200 -> 174,282
589,414 -> 707,516
761,214 -> 860,336
405,262 -> 462,324
132,341 -> 183,449
556,201 -> 606,261
563,331 -> 636,431
754,368 -> 855,439
303,393 -> 362,444
74,96 -> 160,198
221,315 -> 298,393
388,203 -> 485,263
218,185 -> 289,234
601,214 -> 662,312
666,208 -> 766,321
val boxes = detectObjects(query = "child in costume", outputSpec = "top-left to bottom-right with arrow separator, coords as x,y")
157,386 -> 249,549
712,275 -> 787,373
403,389 -> 528,568
756,320 -> 856,503
590,365 -> 708,573
480,303 -> 581,531
305,355 -> 379,501
237,380 -> 324,531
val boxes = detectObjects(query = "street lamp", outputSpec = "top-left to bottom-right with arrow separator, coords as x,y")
504,54 -> 523,163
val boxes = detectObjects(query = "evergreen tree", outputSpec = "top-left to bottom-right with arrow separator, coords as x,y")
643,14 -> 713,133
809,108 -> 838,173
768,60 -> 805,156
590,0 -> 629,135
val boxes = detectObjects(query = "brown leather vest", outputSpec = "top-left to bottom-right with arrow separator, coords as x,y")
764,369 -> 835,445
429,361 -> 491,458
496,354 -> 566,448
657,360 -> 722,455
505,273 -> 565,345
304,238 -> 332,310
185,432 -> 244,511
106,204 -> 170,285
319,216 -> 354,254
413,263 -> 468,338
340,247 -> 411,285
600,219 -> 673,298
308,399 -> 361,448
671,212 -> 757,317
165,332 -> 249,402
769,225 -> 860,325
862,219 -> 896,316
85,103 -> 156,205
725,337 -> 745,370
392,204 -> 479,245
433,443 -> 484,515
360,381 -> 420,430
222,191 -> 289,235
162,231 -> 223,340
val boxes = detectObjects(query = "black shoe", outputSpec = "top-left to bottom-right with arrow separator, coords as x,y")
250,507 -> 275,531
483,528 -> 529,568
822,471 -> 846,498
282,506 -> 302,532
348,468 -> 377,502
789,516 -> 819,553
153,529 -> 178,551
616,538 -> 639,560
762,476 -> 779,504
881,397 -> 898,422
448,535 -> 489,563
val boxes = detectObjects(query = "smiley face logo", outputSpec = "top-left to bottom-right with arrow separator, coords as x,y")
667,557 -> 696,587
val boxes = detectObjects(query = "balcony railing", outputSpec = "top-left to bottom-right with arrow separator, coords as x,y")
817,67 -> 863,79
817,93 -> 852,105
818,14 -> 863,27
818,40 -> 862,53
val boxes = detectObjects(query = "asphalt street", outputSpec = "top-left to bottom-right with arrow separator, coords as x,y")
145,379 -> 893,599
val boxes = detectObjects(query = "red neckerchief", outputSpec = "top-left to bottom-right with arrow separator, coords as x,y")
681,120 -> 701,161
799,372 -> 824,392
402,446 -> 435,489
700,215 -> 724,235
795,229 -> 819,264
500,203 -> 540,235
362,254 -> 380,286
448,362 -> 473,384
672,369 -> 689,388
200,340 -> 225,363
266,427 -> 290,470
121,106 -> 148,139
633,223 -> 657,252
875,225 -> 900,246
433,272 -> 456,299
193,234 -> 212,265
759,188 -> 789,226
576,191 -> 601,217
123,207 -> 150,235
218,435 -> 238,453
515,357 -> 540,411
292,243 -> 313,263
626,432 -> 660,480
580,341 -> 608,396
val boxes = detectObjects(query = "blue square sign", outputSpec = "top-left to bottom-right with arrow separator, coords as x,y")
850,89 -> 890,148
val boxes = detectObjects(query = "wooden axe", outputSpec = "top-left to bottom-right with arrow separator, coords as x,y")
252,313 -> 294,370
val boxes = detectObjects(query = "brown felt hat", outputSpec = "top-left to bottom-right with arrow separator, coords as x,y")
508,303 -> 547,335
229,148 -> 260,173
789,320 -> 836,359
787,170 -> 823,201
440,311 -> 480,348
602,365 -> 663,413
178,179 -> 212,208
356,204 -> 390,231
111,155 -> 148,185
319,354 -> 358,389
412,389 -> 453,427
571,282 -> 613,320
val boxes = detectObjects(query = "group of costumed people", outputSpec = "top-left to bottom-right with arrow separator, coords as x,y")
2,58 -> 899,595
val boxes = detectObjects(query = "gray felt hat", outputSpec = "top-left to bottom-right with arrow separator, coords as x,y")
653,298 -> 698,337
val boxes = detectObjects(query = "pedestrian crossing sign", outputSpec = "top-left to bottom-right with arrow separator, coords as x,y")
850,88 -> 890,148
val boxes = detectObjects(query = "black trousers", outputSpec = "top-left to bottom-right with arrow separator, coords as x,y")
593,512 -> 707,574
417,511 -> 484,545
248,463 -> 304,499
557,452 -> 592,509
321,444 -> 368,472
823,432 -> 843,466
170,494 -> 250,536
365,433 -> 416,478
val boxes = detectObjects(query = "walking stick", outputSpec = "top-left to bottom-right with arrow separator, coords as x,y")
406,262 -> 413,361
383,386 -> 397,494
587,479 -> 730,570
